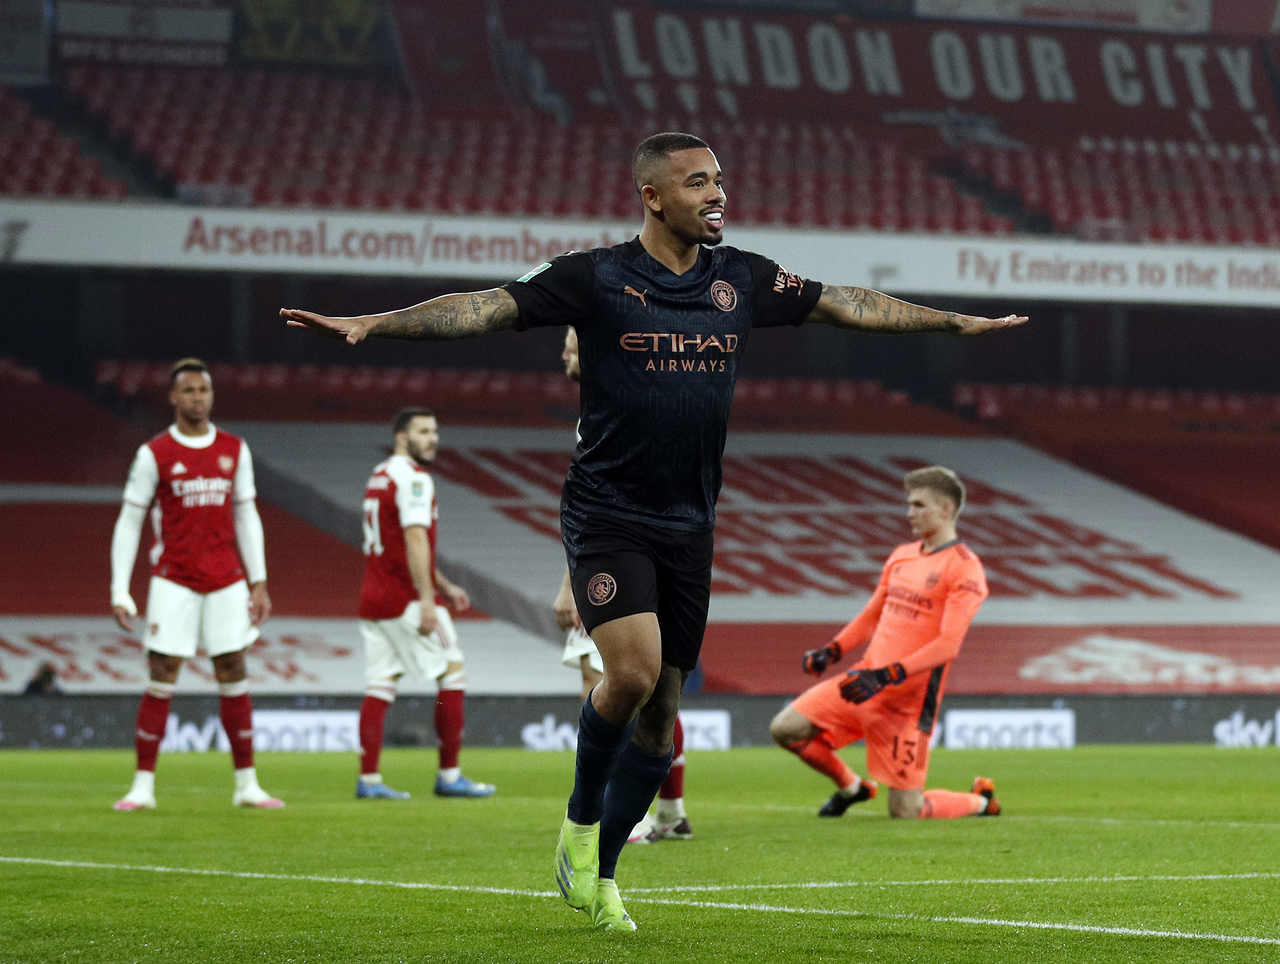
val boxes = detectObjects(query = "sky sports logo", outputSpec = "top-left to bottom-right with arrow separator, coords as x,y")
943,708 -> 1076,749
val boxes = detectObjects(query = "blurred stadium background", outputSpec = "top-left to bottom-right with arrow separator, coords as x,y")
2,0 -> 1279,756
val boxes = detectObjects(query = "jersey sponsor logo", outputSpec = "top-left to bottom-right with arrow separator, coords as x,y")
623,284 -> 648,307
587,572 -> 617,606
773,265 -> 805,295
170,475 -> 233,507
516,262 -> 552,283
218,454 -> 234,473
710,280 -> 738,311
172,461 -> 187,475
619,332 -> 739,353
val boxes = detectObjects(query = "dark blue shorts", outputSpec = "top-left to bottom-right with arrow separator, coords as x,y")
561,507 -> 714,673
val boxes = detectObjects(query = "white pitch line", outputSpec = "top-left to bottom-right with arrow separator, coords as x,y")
627,870 -> 1280,894
3,855 -> 1276,948
627,896 -> 1280,947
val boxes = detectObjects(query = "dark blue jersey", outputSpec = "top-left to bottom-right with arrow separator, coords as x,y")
504,238 -> 821,531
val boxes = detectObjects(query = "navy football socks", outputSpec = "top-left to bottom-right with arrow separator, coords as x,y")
566,695 -> 634,825
598,741 -> 675,879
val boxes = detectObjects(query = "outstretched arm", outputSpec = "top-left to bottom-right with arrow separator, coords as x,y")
806,285 -> 1027,335
280,288 -> 520,345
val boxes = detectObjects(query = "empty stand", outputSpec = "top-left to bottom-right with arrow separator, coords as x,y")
958,137 -> 1280,245
94,359 -> 984,434
956,381 -> 1280,551
0,84 -> 127,200
58,64 -> 1015,234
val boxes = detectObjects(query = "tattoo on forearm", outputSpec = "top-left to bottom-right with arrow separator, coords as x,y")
374,289 -> 518,340
821,285 -> 960,333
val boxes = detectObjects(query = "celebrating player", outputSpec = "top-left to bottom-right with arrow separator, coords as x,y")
553,327 -> 691,845
354,408 -> 495,801
109,357 -> 282,811
770,466 -> 1001,820
281,132 -> 1026,932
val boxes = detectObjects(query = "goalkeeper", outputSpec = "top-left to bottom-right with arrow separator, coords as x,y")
770,466 -> 1001,820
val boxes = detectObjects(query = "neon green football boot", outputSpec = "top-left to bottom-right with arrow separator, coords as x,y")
554,815 -> 599,910
590,878 -> 637,933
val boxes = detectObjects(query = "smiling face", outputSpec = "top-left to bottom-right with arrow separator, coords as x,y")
641,147 -> 726,247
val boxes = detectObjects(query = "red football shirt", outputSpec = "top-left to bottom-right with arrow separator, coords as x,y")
358,454 -> 440,620
123,425 -> 254,593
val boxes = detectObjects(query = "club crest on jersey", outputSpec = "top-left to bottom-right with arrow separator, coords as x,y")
172,461 -> 187,475
218,455 -> 234,473
710,280 -> 737,312
925,571 -> 941,589
587,572 -> 617,606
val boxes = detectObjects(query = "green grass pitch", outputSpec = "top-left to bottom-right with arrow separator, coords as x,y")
2,745 -> 1277,962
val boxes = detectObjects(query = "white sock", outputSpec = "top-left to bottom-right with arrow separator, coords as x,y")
361,773 -> 383,785
129,770 -> 156,797
837,777 -> 863,798
656,798 -> 685,822
439,767 -> 460,783
234,766 -> 259,793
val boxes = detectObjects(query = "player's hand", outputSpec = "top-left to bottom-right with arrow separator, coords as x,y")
111,589 -> 137,631
279,308 -> 380,345
553,583 -> 582,630
418,602 -> 439,637
443,584 -> 471,613
248,581 -> 272,627
801,641 -> 842,676
954,313 -> 1029,336
839,662 -> 907,703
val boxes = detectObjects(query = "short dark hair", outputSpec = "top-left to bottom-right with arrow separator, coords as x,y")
632,132 -> 710,193
170,357 -> 210,385
393,406 -> 435,435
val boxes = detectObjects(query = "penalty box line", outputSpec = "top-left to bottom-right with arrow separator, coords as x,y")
3,855 -> 1276,948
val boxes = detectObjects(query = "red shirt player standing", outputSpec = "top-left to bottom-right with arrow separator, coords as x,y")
771,465 -> 1001,820
109,357 -> 282,811
353,407 -> 495,800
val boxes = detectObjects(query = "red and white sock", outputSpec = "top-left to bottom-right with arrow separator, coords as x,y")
657,715 -> 686,822
134,680 -> 174,773
359,685 -> 395,779
218,679 -> 254,770
435,679 -> 465,774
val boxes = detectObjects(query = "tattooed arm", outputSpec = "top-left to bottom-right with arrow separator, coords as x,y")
280,288 -> 520,345
806,285 -> 1027,335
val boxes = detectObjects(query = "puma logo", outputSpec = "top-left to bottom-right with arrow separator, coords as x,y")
623,285 -> 648,307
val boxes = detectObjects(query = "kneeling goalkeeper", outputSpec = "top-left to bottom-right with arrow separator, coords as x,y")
770,465 -> 1001,819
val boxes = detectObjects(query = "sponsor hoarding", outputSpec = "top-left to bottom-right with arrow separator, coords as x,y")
3,200 -> 1279,306
943,707 -> 1076,748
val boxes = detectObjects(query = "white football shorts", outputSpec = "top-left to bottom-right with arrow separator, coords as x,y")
562,625 -> 603,674
144,575 -> 257,659
360,602 -> 463,684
